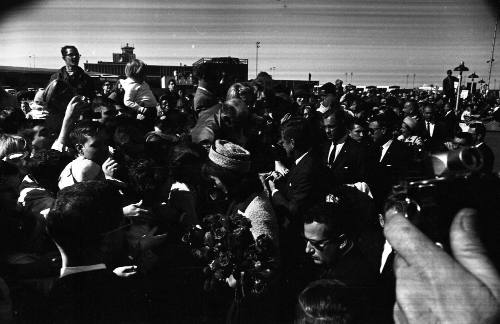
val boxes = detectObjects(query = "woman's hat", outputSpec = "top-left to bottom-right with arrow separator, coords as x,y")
403,116 -> 417,131
208,140 -> 250,173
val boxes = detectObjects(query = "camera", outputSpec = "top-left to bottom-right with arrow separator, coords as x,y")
384,147 -> 500,262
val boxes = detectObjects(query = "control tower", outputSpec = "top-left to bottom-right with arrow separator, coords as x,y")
112,43 -> 136,63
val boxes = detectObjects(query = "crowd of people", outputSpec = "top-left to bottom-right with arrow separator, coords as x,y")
1,44 -> 500,323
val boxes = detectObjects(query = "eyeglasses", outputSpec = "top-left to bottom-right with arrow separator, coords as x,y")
65,53 -> 81,58
368,128 -> 380,134
302,236 -> 334,251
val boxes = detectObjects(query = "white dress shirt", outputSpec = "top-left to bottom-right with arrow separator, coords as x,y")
380,139 -> 393,162
327,141 -> 345,163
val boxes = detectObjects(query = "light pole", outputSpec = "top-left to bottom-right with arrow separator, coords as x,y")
453,61 -> 469,112
256,42 -> 261,78
406,74 -> 409,89
412,73 -> 416,89
487,16 -> 498,89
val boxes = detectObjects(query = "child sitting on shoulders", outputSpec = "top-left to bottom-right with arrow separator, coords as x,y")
120,59 -> 158,121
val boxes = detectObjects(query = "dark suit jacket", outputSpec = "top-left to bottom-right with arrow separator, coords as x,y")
193,87 -> 217,114
371,140 -> 411,210
48,269 -> 145,324
424,121 -> 450,152
442,75 -> 458,97
443,111 -> 460,139
477,142 -> 495,173
272,151 -> 326,223
323,137 -> 370,187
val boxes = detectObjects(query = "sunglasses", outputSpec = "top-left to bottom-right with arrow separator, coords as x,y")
302,236 -> 334,251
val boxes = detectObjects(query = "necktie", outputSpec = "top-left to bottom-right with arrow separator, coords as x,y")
328,142 -> 337,165
426,122 -> 431,136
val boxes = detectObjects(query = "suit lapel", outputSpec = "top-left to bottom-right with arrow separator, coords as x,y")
331,139 -> 350,169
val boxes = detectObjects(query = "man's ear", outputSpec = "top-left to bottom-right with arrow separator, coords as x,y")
338,234 -> 348,249
290,138 -> 296,150
75,143 -> 83,155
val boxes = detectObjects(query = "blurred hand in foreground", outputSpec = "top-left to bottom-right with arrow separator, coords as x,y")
384,208 -> 500,324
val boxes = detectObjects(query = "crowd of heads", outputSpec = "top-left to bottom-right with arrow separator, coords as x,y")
0,45 -> 499,323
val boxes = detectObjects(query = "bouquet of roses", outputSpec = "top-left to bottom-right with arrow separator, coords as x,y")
182,212 -> 277,297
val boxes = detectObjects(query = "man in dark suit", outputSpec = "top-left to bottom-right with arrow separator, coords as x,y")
468,122 -> 495,173
368,114 -> 410,211
267,118 -> 328,320
302,200 -> 380,323
422,103 -> 449,153
193,62 -> 219,116
321,109 -> 370,188
46,181 -> 146,324
442,102 -> 461,139
442,69 -> 458,103
268,117 -> 326,224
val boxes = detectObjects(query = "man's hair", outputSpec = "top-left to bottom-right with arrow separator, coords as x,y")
303,200 -> 355,238
423,103 -> 436,112
347,117 -> 367,131
61,45 -> 78,57
219,99 -> 249,128
0,134 -> 28,160
281,117 -> 312,151
125,59 -> 146,80
193,62 -> 218,81
127,158 -> 167,205
92,97 -> 116,114
69,120 -> 105,148
447,69 -> 452,75
296,279 -> 356,324
404,100 -> 417,111
323,108 -> 348,127
368,114 -> 390,130
46,181 -> 123,254
226,82 -> 255,104
469,122 -> 486,138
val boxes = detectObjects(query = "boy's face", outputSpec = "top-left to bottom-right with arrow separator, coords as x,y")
79,133 -> 108,165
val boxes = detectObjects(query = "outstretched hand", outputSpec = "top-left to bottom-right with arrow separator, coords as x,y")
384,208 -> 500,324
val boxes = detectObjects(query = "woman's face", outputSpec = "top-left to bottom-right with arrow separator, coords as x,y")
207,175 -> 228,201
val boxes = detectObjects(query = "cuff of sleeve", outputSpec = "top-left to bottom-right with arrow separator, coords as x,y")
271,189 -> 279,196
51,140 -> 69,153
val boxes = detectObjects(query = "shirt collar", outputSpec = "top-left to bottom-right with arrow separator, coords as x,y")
197,86 -> 212,95
60,263 -> 106,278
382,139 -> 393,150
295,150 -> 310,165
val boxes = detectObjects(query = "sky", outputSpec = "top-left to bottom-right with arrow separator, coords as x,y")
0,0 -> 499,87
